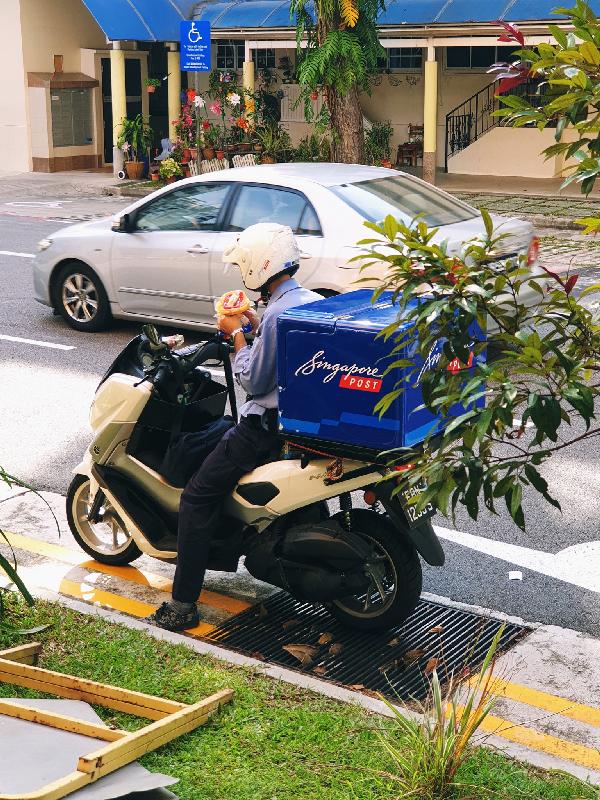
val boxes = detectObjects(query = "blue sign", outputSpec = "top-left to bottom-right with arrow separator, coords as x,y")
180,21 -> 211,72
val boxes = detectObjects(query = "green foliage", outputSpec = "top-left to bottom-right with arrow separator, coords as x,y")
378,627 -> 504,799
293,132 -> 332,161
365,120 -> 394,163
158,157 -> 183,179
117,114 -> 152,161
494,1 -> 600,231
355,210 -> 600,528
144,77 -> 162,89
254,124 -> 292,157
290,0 -> 385,114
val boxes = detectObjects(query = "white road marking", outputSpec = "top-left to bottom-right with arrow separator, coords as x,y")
0,250 -> 34,258
434,524 -> 600,593
5,200 -> 72,209
0,334 -> 75,351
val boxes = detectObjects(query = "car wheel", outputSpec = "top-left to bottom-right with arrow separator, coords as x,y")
54,261 -> 112,332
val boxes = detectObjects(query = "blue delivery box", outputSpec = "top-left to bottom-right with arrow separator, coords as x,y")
277,289 -> 484,454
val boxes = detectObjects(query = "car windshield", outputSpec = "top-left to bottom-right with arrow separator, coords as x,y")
329,175 -> 478,227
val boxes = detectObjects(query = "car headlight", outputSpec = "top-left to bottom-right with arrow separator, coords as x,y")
37,238 -> 53,252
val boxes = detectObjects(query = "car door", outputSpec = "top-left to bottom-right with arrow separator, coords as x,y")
110,181 -> 233,324
210,183 -> 325,301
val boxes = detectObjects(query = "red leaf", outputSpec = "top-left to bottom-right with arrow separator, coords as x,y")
540,265 -> 566,288
495,20 -> 525,47
565,274 -> 579,295
497,74 -> 529,94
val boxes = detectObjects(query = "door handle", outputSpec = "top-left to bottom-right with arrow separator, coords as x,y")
187,244 -> 209,254
299,251 -> 312,259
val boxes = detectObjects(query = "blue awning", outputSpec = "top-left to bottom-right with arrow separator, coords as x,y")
80,0 -> 199,41
81,0 -> 599,38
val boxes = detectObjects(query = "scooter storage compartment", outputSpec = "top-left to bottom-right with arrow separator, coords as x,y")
127,381 -> 228,473
277,289 -> 484,454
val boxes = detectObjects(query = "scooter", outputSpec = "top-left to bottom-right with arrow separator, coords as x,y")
67,325 -> 445,631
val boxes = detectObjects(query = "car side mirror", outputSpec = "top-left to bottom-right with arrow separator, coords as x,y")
112,212 -> 133,233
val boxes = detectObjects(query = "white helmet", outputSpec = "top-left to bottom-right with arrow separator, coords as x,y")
222,222 -> 300,292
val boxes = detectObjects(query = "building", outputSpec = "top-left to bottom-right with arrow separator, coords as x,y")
3,0 -> 596,181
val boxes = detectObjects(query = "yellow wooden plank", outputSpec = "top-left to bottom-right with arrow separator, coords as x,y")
78,689 -> 233,773
0,658 -> 187,716
0,699 -> 127,742
0,643 -> 41,665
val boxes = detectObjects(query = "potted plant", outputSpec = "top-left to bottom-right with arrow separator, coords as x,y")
365,121 -> 394,168
159,157 -> 183,184
279,56 -> 295,84
202,124 -> 219,159
117,114 -> 152,180
145,77 -> 161,93
255,124 -> 291,164
215,147 -> 225,160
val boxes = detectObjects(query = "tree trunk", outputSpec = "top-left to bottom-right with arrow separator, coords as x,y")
327,84 -> 365,163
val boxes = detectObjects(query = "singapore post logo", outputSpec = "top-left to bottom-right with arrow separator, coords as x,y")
294,350 -> 383,393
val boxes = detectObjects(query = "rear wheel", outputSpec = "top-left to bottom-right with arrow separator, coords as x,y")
328,509 -> 422,631
54,262 -> 112,332
66,475 -> 141,565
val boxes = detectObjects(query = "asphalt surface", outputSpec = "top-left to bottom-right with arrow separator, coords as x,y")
0,196 -> 599,638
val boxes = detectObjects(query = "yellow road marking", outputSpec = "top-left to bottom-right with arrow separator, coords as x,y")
2,530 -> 250,614
479,711 -> 600,771
0,563 -> 215,637
495,678 -> 600,730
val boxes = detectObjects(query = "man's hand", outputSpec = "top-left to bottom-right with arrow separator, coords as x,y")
218,314 -> 244,336
245,308 -> 260,333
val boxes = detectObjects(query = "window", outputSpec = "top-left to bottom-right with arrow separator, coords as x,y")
215,40 -> 245,70
253,49 -> 276,69
215,40 -> 275,70
446,45 -> 519,70
51,89 -> 93,147
378,47 -> 423,72
134,183 -> 232,232
227,185 -> 322,235
330,175 -> 477,228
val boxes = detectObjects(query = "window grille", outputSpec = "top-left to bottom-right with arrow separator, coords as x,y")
50,89 -> 93,147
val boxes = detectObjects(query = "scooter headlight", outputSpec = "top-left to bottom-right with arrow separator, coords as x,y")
37,238 -> 53,252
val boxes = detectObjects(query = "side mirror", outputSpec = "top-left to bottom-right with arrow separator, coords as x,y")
111,213 -> 133,233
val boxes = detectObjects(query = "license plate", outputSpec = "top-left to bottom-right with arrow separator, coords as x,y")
397,479 -> 436,528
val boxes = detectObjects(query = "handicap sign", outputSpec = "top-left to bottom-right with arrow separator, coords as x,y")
180,21 -> 211,72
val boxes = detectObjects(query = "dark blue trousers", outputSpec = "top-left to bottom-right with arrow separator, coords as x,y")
172,414 -> 279,603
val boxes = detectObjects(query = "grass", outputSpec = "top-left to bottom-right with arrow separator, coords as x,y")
0,597 -> 597,800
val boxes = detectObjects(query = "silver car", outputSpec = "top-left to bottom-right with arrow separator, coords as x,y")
33,163 -> 538,332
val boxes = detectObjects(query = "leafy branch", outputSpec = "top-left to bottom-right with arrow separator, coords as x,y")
355,211 -> 600,529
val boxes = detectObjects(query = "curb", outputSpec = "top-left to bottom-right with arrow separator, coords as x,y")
5,576 -> 599,787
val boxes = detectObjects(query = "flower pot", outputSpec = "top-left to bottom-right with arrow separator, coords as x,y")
239,142 -> 251,153
183,166 -> 191,178
182,148 -> 191,162
190,147 -> 198,159
166,176 -> 176,184
254,144 -> 263,153
216,149 -> 224,160
147,85 -> 156,93
261,154 -> 277,164
381,159 -> 392,168
202,147 -> 215,160
226,143 -> 236,153
310,90 -> 319,101
124,160 -> 145,180
151,172 -> 160,181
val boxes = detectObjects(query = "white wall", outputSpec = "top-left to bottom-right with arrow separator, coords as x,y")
0,1 -> 29,171
447,126 -> 559,178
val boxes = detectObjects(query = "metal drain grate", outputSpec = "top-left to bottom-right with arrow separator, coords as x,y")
205,593 -> 527,702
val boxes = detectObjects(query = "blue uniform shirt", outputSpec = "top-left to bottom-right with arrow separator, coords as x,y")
233,278 -> 322,419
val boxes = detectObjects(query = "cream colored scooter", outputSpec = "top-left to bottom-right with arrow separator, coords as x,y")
67,326 -> 444,631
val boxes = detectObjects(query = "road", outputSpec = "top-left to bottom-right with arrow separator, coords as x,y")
0,195 -> 599,638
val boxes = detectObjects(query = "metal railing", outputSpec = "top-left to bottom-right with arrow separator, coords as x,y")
444,79 -> 543,171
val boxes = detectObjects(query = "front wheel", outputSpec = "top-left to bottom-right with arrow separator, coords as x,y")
328,509 -> 422,632
66,475 -> 141,565
54,262 -> 112,332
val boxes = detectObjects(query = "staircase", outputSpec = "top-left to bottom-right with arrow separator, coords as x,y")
444,79 -> 543,172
